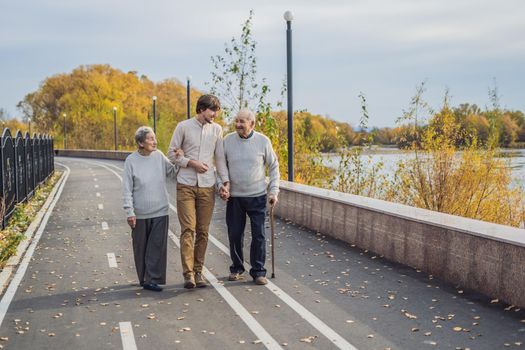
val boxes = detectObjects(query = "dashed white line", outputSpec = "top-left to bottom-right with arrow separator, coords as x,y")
98,203 -> 104,210
94,178 -> 98,181
107,253 -> 118,268
119,321 -> 138,350
94,184 -> 99,188
101,222 -> 109,230
88,160 -> 358,350
96,192 -> 101,197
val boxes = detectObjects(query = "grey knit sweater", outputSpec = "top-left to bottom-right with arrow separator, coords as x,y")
223,131 -> 280,197
122,150 -> 175,219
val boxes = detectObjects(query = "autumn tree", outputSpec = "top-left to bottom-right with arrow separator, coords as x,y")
17,64 -> 191,151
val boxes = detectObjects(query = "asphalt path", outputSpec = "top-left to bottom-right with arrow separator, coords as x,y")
0,157 -> 523,349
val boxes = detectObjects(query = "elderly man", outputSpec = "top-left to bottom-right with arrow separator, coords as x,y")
168,94 -> 230,289
221,109 -> 280,285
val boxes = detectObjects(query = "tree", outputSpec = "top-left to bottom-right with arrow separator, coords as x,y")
17,64 -> 190,151
0,108 -> 8,121
208,10 -> 270,122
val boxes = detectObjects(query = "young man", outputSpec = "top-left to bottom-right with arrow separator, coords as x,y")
168,94 -> 229,289
220,109 -> 279,285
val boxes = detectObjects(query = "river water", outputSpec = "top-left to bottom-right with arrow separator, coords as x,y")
324,148 -> 525,187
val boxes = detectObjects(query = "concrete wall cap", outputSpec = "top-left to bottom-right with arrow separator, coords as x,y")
280,180 -> 525,248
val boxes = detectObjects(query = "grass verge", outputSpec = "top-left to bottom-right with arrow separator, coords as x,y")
0,171 -> 62,268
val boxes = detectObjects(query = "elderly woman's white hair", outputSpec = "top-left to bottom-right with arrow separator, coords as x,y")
237,109 -> 256,122
135,126 -> 155,146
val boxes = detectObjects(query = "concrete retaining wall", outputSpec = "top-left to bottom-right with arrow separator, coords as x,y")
55,149 -> 131,160
275,180 -> 525,308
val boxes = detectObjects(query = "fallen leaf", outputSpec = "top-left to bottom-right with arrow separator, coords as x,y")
300,336 -> 318,343
453,327 -> 462,332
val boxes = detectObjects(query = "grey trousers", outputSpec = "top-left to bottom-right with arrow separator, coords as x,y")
132,215 -> 168,285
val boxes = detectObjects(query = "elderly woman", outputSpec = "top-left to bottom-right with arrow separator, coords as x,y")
122,126 -> 177,292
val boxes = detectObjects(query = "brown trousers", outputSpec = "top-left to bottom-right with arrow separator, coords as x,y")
176,184 -> 215,278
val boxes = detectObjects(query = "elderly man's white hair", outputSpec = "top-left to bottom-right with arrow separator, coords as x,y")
237,109 -> 256,122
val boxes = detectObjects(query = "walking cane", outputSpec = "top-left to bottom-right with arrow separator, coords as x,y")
270,204 -> 276,278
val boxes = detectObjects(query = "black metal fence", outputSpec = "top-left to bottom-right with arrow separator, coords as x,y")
1,129 -> 54,228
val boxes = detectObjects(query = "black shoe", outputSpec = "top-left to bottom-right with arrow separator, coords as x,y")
143,283 -> 163,292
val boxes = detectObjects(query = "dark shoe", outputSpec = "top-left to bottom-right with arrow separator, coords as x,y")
254,276 -> 268,285
228,272 -> 243,281
195,273 -> 207,288
184,275 -> 196,289
143,283 -> 163,292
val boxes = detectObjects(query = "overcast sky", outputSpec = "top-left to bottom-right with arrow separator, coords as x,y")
1,0 -> 524,127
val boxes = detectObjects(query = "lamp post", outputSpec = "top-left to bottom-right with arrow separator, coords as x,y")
186,76 -> 192,119
152,96 -> 157,134
63,113 -> 67,149
28,117 -> 31,136
284,10 -> 294,182
113,106 -> 118,151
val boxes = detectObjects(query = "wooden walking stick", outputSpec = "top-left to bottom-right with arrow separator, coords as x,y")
270,204 -> 276,278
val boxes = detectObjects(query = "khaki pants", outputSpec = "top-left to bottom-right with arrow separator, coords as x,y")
176,183 -> 215,278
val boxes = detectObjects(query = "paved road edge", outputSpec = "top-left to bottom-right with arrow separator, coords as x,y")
0,167 -> 68,296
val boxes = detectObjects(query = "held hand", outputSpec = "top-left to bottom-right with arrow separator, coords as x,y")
127,216 -> 136,229
191,160 -> 209,173
219,185 -> 230,201
174,149 -> 184,158
268,194 -> 278,207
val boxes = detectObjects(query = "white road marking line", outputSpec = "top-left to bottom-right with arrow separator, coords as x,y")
96,192 -> 101,197
94,184 -> 99,188
94,178 -> 98,181
0,164 -> 70,328
88,160 -> 358,350
119,321 -> 138,350
168,231 -> 282,349
101,222 -> 109,230
172,202 -> 358,350
98,203 -> 104,210
107,253 -> 118,268
88,161 -> 282,349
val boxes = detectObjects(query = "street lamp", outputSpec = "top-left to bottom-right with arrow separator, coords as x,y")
152,96 -> 157,134
186,76 -> 192,119
28,117 -> 31,136
63,113 -> 67,149
284,10 -> 294,182
113,106 -> 118,151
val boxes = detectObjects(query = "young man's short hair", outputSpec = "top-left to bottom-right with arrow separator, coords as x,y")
196,94 -> 221,114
